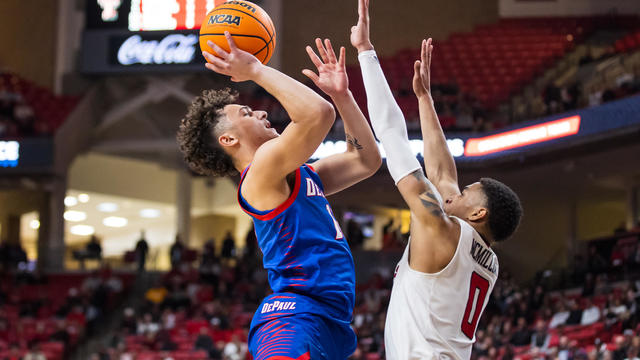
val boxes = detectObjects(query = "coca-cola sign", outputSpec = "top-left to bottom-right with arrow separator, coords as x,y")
117,33 -> 198,65
81,29 -> 205,73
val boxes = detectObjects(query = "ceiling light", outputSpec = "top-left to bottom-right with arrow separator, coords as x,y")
70,225 -> 95,236
78,194 -> 90,203
64,210 -> 87,222
64,196 -> 78,207
29,220 -> 40,229
103,216 -> 128,228
139,209 -> 161,218
97,202 -> 118,212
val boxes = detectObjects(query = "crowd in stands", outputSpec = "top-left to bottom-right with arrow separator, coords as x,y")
93,232 -> 264,360
0,267 -> 132,360
0,72 -> 77,139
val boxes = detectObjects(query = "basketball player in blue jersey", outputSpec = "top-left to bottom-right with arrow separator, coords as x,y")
177,32 -> 381,360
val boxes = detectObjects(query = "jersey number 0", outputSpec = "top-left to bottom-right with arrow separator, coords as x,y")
461,271 -> 490,339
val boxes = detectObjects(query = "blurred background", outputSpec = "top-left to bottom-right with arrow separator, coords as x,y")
0,0 -> 639,359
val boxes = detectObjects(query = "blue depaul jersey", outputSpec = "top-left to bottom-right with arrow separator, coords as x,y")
238,164 -> 356,329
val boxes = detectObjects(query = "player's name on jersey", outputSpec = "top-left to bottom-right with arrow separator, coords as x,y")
470,238 -> 497,275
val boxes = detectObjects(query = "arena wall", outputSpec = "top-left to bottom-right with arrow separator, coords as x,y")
0,0 -> 58,89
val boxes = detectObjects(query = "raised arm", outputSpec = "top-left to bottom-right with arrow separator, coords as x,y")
204,32 -> 335,186
303,38 -> 381,196
413,39 -> 461,201
354,0 -> 459,271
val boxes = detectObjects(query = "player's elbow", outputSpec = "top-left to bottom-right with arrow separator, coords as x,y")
364,151 -> 382,176
314,100 -> 336,125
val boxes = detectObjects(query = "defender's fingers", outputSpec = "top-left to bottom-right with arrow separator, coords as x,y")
315,38 -> 330,64
325,39 -> 338,64
306,46 -> 324,68
302,69 -> 320,84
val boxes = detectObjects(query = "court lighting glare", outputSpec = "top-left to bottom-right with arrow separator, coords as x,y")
103,216 -> 128,228
139,209 -> 161,218
97,202 -> 119,212
64,196 -> 78,207
70,225 -> 95,236
64,211 -> 87,222
29,220 -> 40,229
78,194 -> 90,203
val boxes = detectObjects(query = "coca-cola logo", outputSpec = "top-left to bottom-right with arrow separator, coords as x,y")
117,34 -> 197,65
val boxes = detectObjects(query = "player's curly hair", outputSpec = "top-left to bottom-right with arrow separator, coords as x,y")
177,88 -> 238,177
480,178 -> 523,242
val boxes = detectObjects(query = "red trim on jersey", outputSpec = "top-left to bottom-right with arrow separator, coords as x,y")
264,353 -> 310,360
306,164 -> 315,173
237,166 -> 301,221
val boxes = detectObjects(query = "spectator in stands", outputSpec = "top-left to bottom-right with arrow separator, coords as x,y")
223,334 -> 247,360
3,343 -> 21,360
221,232 -> 236,260
194,327 -> 218,358
22,341 -> 46,360
566,300 -> 584,325
134,230 -> 149,272
588,245 -> 608,274
510,317 -> 532,346
170,235 -> 185,268
50,319 -> 71,347
582,298 -> 601,325
531,320 -> 551,353
137,313 -> 160,335
550,302 -> 571,328
121,307 -> 137,334
73,235 -> 102,269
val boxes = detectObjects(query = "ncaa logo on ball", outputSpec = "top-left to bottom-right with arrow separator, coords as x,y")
208,14 -> 242,26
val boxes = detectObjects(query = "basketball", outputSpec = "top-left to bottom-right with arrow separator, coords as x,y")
199,1 -> 276,65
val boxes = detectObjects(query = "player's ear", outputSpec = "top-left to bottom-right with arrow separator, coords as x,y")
219,133 -> 238,148
468,207 -> 488,222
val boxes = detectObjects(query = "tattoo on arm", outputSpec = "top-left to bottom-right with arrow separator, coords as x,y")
410,170 -> 443,217
419,192 -> 444,217
411,169 -> 427,182
346,134 -> 363,150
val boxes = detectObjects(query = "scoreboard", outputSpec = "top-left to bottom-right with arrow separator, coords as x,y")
81,0 -> 263,73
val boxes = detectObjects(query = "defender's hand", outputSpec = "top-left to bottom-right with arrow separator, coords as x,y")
413,38 -> 433,99
203,31 -> 263,82
303,38 -> 349,98
350,0 -> 374,53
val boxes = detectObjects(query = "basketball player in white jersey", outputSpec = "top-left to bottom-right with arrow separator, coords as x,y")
350,0 -> 523,358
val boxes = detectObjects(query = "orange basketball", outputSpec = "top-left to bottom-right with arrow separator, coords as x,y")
199,1 -> 276,65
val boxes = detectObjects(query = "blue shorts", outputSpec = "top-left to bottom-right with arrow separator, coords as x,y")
249,313 -> 356,360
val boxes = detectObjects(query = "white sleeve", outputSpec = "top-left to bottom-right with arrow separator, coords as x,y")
358,50 -> 422,184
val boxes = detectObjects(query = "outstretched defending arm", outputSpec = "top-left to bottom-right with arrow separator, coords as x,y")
413,39 -> 461,201
304,38 -> 381,196
353,0 -> 459,273
353,0 -> 422,186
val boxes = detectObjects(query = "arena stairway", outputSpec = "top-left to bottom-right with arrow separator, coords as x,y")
70,272 -> 161,360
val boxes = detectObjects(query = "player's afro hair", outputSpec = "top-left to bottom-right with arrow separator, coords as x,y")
479,178 -> 523,242
177,88 -> 238,177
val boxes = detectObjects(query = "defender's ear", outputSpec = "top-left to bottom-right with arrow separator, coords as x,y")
468,207 -> 488,222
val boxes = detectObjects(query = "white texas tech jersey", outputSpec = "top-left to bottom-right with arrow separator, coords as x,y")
384,217 -> 499,360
